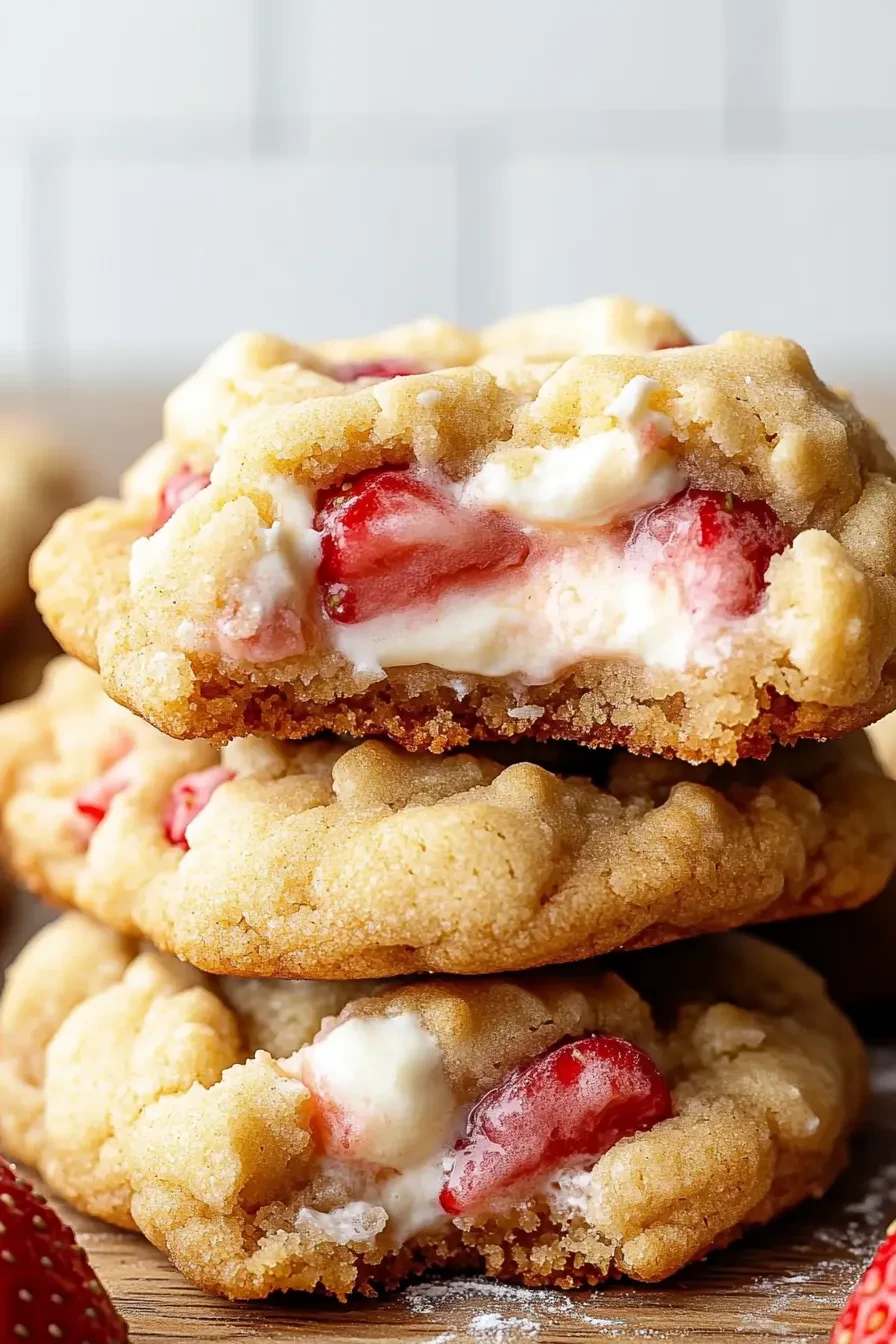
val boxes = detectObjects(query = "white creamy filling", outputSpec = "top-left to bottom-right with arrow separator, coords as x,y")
219,476 -> 321,642
292,1011 -> 608,1250
329,543 -> 723,683
462,376 -> 683,529
155,375 -> 750,679
298,1012 -> 456,1170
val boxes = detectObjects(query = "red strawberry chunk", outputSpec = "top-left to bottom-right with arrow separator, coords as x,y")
0,1157 -> 128,1342
832,1221 -> 896,1344
329,358 -> 423,383
315,467 -> 530,623
151,464 -> 212,533
163,764 -> 236,849
73,737 -> 134,840
626,486 -> 789,620
440,1035 -> 672,1216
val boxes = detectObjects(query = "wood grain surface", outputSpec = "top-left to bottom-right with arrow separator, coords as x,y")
2,890 -> 894,1344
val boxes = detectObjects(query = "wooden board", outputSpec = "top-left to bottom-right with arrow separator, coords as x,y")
2,891 -> 894,1344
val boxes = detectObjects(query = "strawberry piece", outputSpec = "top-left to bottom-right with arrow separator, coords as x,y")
329,358 -> 422,383
627,486 -> 789,620
216,605 -> 307,664
0,1157 -> 128,1342
73,737 -> 134,840
163,765 -> 236,849
440,1035 -> 673,1216
832,1220 -> 896,1344
315,467 -> 530,623
151,464 -> 212,532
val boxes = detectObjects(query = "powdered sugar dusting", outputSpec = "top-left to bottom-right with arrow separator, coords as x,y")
400,1277 -> 622,1338
470,1313 -> 540,1341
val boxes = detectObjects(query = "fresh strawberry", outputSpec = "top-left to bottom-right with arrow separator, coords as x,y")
72,737 -> 134,840
315,467 -> 530,623
832,1221 -> 896,1344
627,486 -> 789,620
0,1157 -> 128,1342
163,764 -> 236,849
151,464 -> 212,533
329,358 -> 423,383
440,1035 -> 673,1216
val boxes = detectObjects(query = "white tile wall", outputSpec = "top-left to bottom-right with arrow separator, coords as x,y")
282,0 -> 725,124
0,0 -> 255,135
500,152 -> 896,364
783,0 -> 896,110
0,156 -> 29,374
62,157 -> 458,373
1,0 -> 896,387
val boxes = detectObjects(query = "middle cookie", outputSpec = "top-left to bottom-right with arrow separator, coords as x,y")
2,657 -> 895,980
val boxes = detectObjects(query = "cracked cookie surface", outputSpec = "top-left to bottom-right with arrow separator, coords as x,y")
31,329 -> 896,763
2,659 -> 895,979
0,915 -> 865,1300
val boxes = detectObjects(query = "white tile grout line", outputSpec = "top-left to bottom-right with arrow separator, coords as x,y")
724,0 -> 785,151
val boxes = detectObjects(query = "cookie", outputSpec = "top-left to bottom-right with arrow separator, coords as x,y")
0,415 -> 75,628
0,913 -> 865,1300
3,658 -> 895,979
32,332 -> 896,763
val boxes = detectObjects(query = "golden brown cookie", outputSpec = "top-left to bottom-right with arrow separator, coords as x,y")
32,332 -> 896,763
2,658 -> 895,980
0,914 -> 865,1301
0,414 -> 75,628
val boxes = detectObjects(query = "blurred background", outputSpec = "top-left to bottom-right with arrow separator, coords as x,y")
1,0 -> 896,488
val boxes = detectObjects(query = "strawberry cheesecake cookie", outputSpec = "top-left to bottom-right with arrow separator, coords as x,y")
32,332 -> 896,762
2,658 -> 895,979
0,914 -> 865,1300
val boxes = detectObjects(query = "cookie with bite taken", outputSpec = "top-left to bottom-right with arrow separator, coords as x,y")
31,332 -> 896,763
0,914 -> 865,1301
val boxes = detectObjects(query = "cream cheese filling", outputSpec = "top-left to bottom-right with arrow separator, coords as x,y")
287,1010 -> 625,1250
144,375 -> 759,678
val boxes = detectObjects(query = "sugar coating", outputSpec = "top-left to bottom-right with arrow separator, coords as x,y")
30,328 -> 896,762
2,659 -> 895,979
0,915 -> 866,1300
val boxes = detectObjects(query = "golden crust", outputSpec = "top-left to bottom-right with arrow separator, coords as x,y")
31,331 -> 896,763
0,415 -> 76,626
0,915 -> 865,1300
2,659 -> 895,979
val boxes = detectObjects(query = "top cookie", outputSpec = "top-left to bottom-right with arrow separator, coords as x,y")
32,319 -> 896,762
0,415 -> 75,627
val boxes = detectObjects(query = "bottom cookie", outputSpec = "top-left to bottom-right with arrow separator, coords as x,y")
0,913 -> 865,1302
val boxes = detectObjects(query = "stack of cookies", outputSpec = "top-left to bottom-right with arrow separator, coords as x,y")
1,297 -> 895,1303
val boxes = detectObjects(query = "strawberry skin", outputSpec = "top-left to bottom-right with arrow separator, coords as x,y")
440,1035 -> 673,1216
0,1157 -> 128,1341
833,1221 -> 896,1344
315,466 -> 530,623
